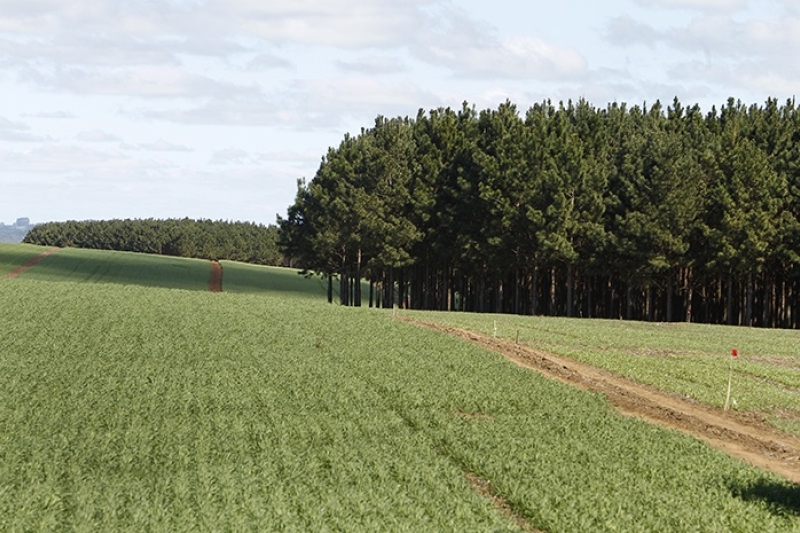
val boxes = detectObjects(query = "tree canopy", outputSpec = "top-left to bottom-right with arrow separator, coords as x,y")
281,97 -> 800,328
24,218 -> 282,266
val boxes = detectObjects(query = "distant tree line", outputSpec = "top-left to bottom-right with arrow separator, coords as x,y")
24,218 -> 283,266
280,97 -> 800,328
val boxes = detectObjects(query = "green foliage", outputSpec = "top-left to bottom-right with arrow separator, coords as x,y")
282,97 -> 800,327
24,218 -> 283,266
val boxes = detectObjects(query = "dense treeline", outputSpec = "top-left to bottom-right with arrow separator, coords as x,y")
280,97 -> 800,328
24,218 -> 283,266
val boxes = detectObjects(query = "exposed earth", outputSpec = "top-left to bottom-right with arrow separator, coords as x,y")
209,260 -> 223,292
403,318 -> 800,485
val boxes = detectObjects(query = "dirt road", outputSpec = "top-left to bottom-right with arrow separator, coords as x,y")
404,318 -> 800,484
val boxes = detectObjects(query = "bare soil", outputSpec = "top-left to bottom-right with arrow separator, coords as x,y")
403,318 -> 800,484
3,247 -> 60,279
209,260 -> 223,292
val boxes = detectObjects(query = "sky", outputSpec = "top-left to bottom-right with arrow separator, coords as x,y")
0,0 -> 797,226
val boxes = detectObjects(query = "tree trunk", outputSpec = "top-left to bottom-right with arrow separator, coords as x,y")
666,273 -> 674,322
745,272 -> 754,326
369,280 -> 374,308
354,248 -> 362,307
586,274 -> 593,318
566,263 -> 574,318
625,283 -> 633,321
685,268 -> 693,323
726,275 -> 734,326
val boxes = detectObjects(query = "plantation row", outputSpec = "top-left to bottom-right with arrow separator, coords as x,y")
1,252 -> 799,531
24,218 -> 283,266
281,97 -> 800,328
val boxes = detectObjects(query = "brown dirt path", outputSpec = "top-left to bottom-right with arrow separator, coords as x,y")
209,260 -> 222,292
402,317 -> 800,484
3,247 -> 61,279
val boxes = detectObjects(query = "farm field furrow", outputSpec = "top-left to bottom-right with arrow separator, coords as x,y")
1,258 -> 800,531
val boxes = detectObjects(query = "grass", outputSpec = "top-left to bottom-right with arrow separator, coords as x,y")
400,310 -> 800,431
2,245 -> 800,531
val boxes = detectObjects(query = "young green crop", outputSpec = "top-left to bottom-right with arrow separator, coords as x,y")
0,244 -> 331,297
0,243 -> 52,276
13,246 -> 212,291
1,269 -> 800,531
219,259 -> 328,298
401,310 -> 800,431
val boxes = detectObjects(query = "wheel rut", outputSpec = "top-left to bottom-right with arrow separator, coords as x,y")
402,317 -> 800,484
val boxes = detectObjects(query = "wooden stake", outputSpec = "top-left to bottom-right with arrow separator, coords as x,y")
724,356 -> 733,411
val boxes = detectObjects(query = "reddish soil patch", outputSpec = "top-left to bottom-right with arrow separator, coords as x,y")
209,260 -> 223,292
402,318 -> 800,484
3,247 -> 60,279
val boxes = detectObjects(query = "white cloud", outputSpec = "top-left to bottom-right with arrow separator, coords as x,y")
0,143 -> 171,178
137,139 -> 194,152
210,148 -> 250,165
292,77 -> 443,124
76,129 -> 119,142
606,1 -> 800,81
248,53 -> 293,71
22,110 -> 76,119
337,55 -> 407,74
410,4 -> 586,80
0,116 -> 48,142
633,0 -> 749,11
207,0 -> 427,48
20,64 -> 260,98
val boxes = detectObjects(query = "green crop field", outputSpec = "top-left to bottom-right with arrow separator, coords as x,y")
2,245 -> 800,532
220,260 -> 328,299
0,243 -> 52,276
402,310 -> 800,433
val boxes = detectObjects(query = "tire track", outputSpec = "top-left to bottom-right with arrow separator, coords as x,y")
3,247 -> 61,279
402,317 -> 800,484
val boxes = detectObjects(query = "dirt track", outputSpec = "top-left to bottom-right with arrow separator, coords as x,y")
403,318 -> 800,484
3,247 -> 60,279
209,260 -> 222,292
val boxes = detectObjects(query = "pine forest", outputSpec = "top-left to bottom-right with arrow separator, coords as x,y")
281,97 -> 800,328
